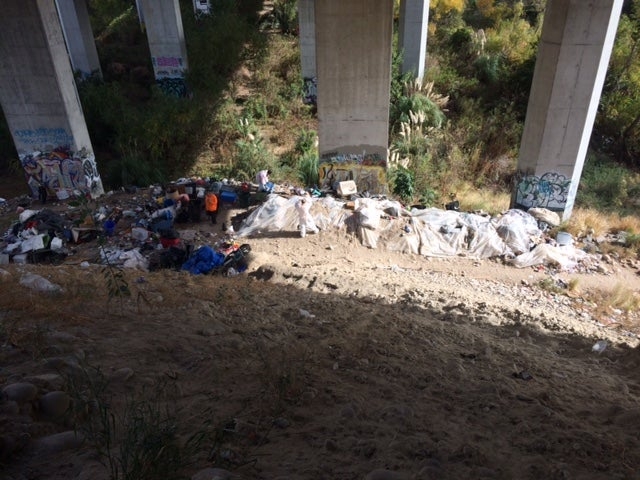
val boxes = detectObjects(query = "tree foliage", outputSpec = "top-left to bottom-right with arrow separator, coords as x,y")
598,0 -> 640,165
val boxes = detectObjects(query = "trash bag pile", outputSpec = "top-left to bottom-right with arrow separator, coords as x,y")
234,194 -> 594,271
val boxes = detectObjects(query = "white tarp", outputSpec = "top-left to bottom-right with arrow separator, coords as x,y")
234,195 -> 591,270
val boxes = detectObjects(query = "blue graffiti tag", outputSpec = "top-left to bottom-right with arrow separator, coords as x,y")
303,77 -> 317,105
14,128 -> 74,148
515,171 -> 571,210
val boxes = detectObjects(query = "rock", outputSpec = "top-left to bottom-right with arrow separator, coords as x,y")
272,417 -> 289,429
39,391 -> 71,419
365,469 -> 409,480
23,374 -> 64,391
2,383 -> 38,404
32,430 -> 84,454
527,208 -> 560,227
324,438 -> 338,451
0,401 -> 19,415
340,404 -> 357,418
110,367 -> 134,382
19,273 -> 63,293
191,467 -> 235,480
42,356 -> 80,375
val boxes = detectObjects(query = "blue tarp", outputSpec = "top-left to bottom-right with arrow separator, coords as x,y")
181,245 -> 225,275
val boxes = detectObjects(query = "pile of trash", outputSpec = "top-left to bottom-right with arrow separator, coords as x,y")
0,179 -> 254,275
0,175 -> 605,273
234,195 -> 595,271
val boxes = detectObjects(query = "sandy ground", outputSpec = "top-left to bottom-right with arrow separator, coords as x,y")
1,195 -> 640,480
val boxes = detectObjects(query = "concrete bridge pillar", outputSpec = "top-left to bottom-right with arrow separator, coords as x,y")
398,0 -> 429,82
0,0 -> 103,198
316,0 -> 394,194
55,0 -> 102,79
513,0 -> 624,221
298,0 -> 317,104
137,0 -> 189,96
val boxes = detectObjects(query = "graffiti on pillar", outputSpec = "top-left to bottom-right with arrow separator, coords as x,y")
514,171 -> 571,210
20,147 -> 103,200
14,128 -> 74,149
151,56 -> 187,96
319,152 -> 388,194
156,77 -> 188,97
303,77 -> 317,105
193,0 -> 211,16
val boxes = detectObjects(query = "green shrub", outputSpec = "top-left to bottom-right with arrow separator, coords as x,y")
297,153 -> 319,187
271,0 -> 299,35
105,142 -> 166,188
294,129 -> 317,156
578,154 -> 640,213
243,96 -> 268,120
390,167 -> 415,203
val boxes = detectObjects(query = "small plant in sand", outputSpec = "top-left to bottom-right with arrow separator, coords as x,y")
98,238 -> 131,312
66,362 -> 208,480
538,276 -> 580,297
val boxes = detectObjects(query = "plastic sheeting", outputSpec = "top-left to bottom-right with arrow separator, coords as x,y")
234,194 -> 591,270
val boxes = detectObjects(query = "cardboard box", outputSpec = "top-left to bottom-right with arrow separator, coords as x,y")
337,180 -> 357,197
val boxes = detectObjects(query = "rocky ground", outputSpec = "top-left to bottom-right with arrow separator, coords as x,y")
1,189 -> 640,480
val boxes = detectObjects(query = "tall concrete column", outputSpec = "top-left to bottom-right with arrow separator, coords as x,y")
298,0 -> 317,104
55,0 -> 102,79
138,0 -> 189,96
316,0 -> 393,194
513,0 -> 623,221
0,0 -> 103,198
398,0 -> 429,82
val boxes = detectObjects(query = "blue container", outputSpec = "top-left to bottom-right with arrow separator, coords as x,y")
103,220 -> 116,236
220,191 -> 237,204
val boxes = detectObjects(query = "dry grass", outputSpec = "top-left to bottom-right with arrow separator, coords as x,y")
456,183 -> 511,215
564,207 -> 640,238
587,283 -> 640,333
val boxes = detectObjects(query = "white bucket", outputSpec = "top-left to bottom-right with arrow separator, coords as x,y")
556,231 -> 573,246
56,189 -> 69,200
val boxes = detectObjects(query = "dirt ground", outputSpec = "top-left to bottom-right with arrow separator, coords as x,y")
1,191 -> 640,480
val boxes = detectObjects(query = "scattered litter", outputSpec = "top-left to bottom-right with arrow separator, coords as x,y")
299,309 -> 316,318
592,340 -> 608,354
513,370 -> 534,381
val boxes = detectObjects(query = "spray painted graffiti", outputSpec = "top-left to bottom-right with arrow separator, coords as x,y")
321,152 -> 387,167
156,77 -> 188,97
14,128 -> 74,149
319,152 -> 388,194
151,56 -> 185,78
21,147 -> 103,199
303,77 -> 317,105
515,171 -> 571,211
193,0 -> 211,16
151,56 -> 187,96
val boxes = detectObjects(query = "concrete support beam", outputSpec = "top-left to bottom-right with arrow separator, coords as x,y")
298,0 -> 317,104
316,0 -> 393,194
0,0 -> 103,198
55,0 -> 102,79
398,0 -> 429,82
138,0 -> 189,96
513,0 -> 623,220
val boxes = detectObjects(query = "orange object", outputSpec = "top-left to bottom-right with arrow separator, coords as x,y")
205,192 -> 218,212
